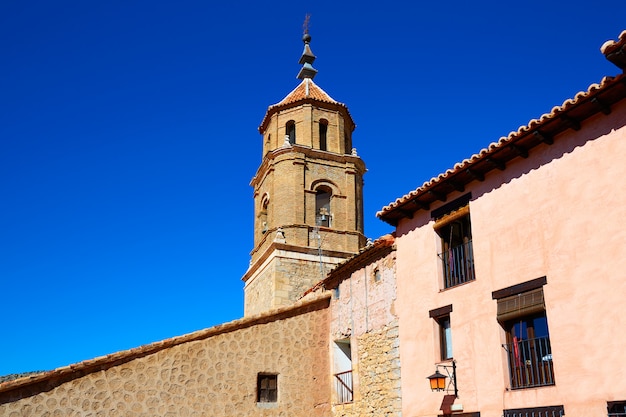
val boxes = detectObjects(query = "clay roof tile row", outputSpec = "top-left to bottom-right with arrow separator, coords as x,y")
377,72 -> 626,222
258,78 -> 353,133
601,30 -> 626,70
301,233 -> 396,297
378,32 -> 626,223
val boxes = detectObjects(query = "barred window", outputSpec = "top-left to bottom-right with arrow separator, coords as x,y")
503,405 -> 564,417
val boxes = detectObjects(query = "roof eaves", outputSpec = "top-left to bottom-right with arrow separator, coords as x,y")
301,234 -> 396,297
601,30 -> 626,70
377,72 -> 626,225
258,97 -> 354,133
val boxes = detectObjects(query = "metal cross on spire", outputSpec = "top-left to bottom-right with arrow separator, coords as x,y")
297,14 -> 317,80
303,14 -> 311,35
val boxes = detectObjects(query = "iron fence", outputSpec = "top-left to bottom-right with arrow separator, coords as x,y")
503,336 -> 554,389
438,240 -> 475,288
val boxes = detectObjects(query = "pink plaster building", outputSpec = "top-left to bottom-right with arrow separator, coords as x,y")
377,31 -> 626,417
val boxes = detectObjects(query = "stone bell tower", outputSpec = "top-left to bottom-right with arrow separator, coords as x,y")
242,31 -> 367,316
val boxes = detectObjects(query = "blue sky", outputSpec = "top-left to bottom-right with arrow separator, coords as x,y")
1,1 -> 624,375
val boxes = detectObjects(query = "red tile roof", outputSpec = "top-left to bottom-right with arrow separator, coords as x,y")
301,234 -> 396,296
379,32 -> 626,225
258,78 -> 354,133
601,30 -> 626,70
277,78 -> 337,106
378,71 -> 626,225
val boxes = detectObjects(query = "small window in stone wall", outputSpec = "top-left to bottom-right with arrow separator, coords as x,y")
257,373 -> 278,403
374,267 -> 381,282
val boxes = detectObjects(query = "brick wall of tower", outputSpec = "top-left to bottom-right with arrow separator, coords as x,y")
250,149 -> 365,265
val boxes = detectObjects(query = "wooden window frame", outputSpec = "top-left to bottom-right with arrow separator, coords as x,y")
430,305 -> 453,361
257,373 -> 278,403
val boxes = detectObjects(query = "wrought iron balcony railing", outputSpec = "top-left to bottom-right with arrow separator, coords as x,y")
503,336 -> 554,389
334,370 -> 353,404
438,240 -> 475,288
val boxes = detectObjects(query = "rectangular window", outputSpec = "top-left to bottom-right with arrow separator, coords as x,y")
503,405 -> 564,417
429,305 -> 453,361
257,374 -> 278,403
608,401 -> 626,417
333,340 -> 353,404
439,315 -> 453,360
433,194 -> 475,289
493,277 -> 554,389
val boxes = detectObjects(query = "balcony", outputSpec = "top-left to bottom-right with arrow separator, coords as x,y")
438,240 -> 475,289
503,336 -> 554,389
334,370 -> 353,403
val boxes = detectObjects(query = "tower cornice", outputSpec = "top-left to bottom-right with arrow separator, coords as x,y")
250,144 -> 366,189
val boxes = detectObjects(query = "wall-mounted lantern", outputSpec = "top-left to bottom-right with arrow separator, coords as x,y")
426,360 -> 458,397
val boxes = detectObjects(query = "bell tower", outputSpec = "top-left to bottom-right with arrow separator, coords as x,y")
242,31 -> 366,316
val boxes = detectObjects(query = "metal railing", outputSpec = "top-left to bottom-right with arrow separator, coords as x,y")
438,240 -> 475,288
503,336 -> 554,389
503,406 -> 563,417
334,370 -> 353,403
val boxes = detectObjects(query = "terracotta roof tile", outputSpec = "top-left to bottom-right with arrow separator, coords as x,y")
258,78 -> 354,133
301,233 -> 396,296
601,30 -> 626,70
377,72 -> 626,222
276,78 -> 337,106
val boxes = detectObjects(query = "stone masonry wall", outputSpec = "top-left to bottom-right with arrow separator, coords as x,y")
328,246 -> 402,416
244,249 -> 348,317
334,322 -> 402,417
0,299 -> 331,417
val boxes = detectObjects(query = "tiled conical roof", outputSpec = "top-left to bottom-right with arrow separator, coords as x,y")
276,78 -> 338,106
258,29 -> 354,133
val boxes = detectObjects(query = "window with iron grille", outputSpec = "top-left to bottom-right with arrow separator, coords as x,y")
333,340 -> 353,404
608,401 -> 626,417
432,194 -> 475,289
503,405 -> 564,417
493,277 -> 554,390
257,374 -> 278,403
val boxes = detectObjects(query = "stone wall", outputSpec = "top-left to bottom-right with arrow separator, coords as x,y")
327,242 -> 402,416
244,246 -> 350,317
0,297 -> 331,417
334,322 -> 402,417
356,323 -> 402,416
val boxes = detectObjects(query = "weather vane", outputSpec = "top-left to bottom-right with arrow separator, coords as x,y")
303,14 -> 311,35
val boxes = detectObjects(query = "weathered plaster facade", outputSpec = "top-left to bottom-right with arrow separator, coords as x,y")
309,235 -> 403,416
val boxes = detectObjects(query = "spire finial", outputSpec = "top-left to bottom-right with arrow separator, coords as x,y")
303,14 -> 311,35
297,14 -> 318,80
